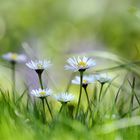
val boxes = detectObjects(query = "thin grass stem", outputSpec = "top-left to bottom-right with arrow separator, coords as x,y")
11,62 -> 16,103
99,83 -> 104,102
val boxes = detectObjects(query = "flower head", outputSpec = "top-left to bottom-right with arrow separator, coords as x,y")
65,56 -> 96,72
72,75 -> 95,86
2,52 -> 27,63
26,60 -> 52,72
31,88 -> 52,98
95,73 -> 112,84
55,92 -> 74,103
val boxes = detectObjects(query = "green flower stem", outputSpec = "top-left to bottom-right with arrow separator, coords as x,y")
38,72 -> 53,121
75,71 -> 83,118
45,98 -> 53,120
84,87 -> 92,116
99,83 -> 104,102
94,83 -> 104,119
38,72 -> 46,123
41,98 -> 46,123
11,61 -> 16,103
59,103 -> 67,113
38,73 -> 43,89
59,104 -> 64,114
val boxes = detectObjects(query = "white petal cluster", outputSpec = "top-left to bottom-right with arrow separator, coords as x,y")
26,60 -> 52,70
31,88 -> 52,98
55,92 -> 74,103
65,56 -> 96,72
95,73 -> 112,84
2,52 -> 27,63
72,75 -> 95,85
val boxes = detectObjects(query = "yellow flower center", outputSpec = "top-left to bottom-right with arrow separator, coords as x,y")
83,80 -> 87,84
40,91 -> 46,95
78,61 -> 87,67
11,54 -> 18,60
37,64 -> 43,69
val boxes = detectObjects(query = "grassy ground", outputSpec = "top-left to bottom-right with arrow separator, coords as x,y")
0,53 -> 140,140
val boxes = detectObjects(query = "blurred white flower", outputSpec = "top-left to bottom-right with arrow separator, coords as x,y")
95,73 -> 112,84
2,52 -> 27,63
72,75 -> 95,86
55,92 -> 74,103
65,56 -> 96,72
26,60 -> 52,71
31,88 -> 52,98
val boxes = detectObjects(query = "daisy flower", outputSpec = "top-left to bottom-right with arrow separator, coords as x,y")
65,56 -> 96,72
31,88 -> 52,98
95,73 -> 112,84
26,60 -> 52,71
55,92 -> 74,103
2,52 -> 27,63
72,75 -> 95,86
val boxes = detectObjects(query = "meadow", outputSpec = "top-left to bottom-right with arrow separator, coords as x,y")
0,0 -> 140,140
0,51 -> 140,140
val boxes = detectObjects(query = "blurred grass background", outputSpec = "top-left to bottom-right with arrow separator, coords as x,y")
0,0 -> 139,93
0,0 -> 139,59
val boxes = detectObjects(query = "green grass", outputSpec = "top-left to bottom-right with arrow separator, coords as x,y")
0,54 -> 140,140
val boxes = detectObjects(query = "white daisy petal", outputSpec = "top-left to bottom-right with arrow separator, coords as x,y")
2,52 -> 27,63
26,60 -> 52,71
65,56 -> 96,72
95,73 -> 112,84
31,88 -> 52,98
72,75 -> 95,85
55,92 -> 74,103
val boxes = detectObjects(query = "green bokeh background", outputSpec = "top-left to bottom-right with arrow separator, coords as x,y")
0,0 -> 139,59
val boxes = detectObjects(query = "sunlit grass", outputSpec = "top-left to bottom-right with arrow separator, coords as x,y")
0,51 -> 140,140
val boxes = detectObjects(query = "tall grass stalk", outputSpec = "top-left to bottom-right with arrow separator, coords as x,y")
99,83 -> 104,102
128,78 -> 140,107
11,61 -> 16,103
129,77 -> 136,116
